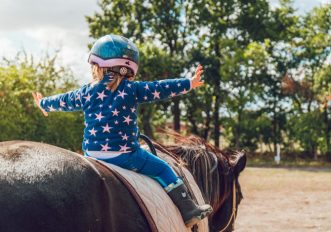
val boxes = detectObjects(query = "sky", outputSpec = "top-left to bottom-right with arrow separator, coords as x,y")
0,0 -> 330,83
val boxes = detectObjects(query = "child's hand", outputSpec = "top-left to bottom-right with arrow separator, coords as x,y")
191,64 -> 204,89
32,92 -> 48,117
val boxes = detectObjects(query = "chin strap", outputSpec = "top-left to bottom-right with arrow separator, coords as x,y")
105,66 -> 135,77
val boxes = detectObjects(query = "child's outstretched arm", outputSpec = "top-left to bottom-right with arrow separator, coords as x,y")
134,64 -> 204,103
32,88 -> 84,115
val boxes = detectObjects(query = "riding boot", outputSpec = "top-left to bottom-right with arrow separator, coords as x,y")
166,181 -> 213,227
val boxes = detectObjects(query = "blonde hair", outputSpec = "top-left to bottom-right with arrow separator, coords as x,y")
91,64 -> 134,92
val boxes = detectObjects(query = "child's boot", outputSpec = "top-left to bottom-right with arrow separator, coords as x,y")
166,181 -> 213,227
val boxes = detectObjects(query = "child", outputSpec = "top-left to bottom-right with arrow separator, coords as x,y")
32,34 -> 212,227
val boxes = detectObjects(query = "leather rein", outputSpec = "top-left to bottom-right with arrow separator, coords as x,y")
140,134 -> 237,232
219,181 -> 236,232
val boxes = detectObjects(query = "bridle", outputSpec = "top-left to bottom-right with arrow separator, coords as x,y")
143,136 -> 239,232
209,154 -> 237,232
219,181 -> 237,232
209,151 -> 237,232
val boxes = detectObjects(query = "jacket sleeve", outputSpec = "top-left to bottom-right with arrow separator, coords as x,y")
133,78 -> 192,104
40,88 -> 84,112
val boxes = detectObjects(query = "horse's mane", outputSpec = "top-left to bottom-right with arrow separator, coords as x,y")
153,131 -> 242,212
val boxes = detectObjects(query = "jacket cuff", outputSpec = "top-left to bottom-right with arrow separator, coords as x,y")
185,78 -> 192,91
40,98 -> 48,112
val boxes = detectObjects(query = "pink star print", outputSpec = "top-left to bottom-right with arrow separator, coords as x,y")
60,100 -> 66,107
95,112 -> 105,121
115,120 -> 119,124
84,139 -> 89,145
177,83 -> 181,87
144,96 -> 148,100
84,93 -> 92,102
48,105 -> 56,111
112,108 -> 120,116
130,107 -> 136,113
152,90 -> 161,99
89,128 -> 97,136
165,84 -> 170,88
119,143 -> 130,152
123,115 -> 133,125
117,90 -> 128,99
102,123 -> 112,133
144,84 -> 149,90
180,89 -> 188,94
170,92 -> 176,97
97,91 -> 107,101
121,133 -> 129,141
101,143 -> 110,151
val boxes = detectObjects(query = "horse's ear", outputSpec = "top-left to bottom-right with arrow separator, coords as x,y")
234,152 -> 247,177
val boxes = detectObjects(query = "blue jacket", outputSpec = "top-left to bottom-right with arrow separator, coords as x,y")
40,75 -> 192,152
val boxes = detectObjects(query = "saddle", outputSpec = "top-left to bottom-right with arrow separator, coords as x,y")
86,145 -> 209,232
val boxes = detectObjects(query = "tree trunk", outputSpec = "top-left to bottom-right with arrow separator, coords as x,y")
235,111 -> 242,149
324,107 -> 331,160
213,80 -> 221,147
173,98 -> 181,132
272,93 -> 279,156
213,42 -> 221,148
203,107 -> 211,140
326,108 -> 330,152
139,105 -> 154,139
187,103 -> 199,135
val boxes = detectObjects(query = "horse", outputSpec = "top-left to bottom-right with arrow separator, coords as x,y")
154,134 -> 246,232
0,136 -> 246,232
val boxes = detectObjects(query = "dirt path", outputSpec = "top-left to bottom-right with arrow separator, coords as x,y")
235,167 -> 331,232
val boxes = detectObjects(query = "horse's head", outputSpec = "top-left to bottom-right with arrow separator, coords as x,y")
155,135 -> 246,232
209,149 -> 246,232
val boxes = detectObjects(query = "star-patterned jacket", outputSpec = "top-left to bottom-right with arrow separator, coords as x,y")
40,75 -> 192,153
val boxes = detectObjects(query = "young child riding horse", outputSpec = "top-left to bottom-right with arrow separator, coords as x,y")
32,34 -> 212,227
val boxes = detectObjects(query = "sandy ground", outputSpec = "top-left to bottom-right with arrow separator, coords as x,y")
234,167 -> 331,232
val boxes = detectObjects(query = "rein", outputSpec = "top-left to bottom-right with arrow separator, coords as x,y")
151,139 -> 239,232
219,181 -> 236,232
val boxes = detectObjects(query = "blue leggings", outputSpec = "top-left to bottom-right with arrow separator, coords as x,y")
87,148 -> 179,188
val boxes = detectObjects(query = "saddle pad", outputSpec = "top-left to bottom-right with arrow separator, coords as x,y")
95,150 -> 209,232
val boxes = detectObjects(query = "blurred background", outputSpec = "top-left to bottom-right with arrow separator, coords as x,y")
1,1 -> 331,230
0,0 -> 330,166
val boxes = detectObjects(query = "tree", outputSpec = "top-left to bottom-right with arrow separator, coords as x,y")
283,4 -> 331,158
0,53 -> 83,151
86,0 -> 189,135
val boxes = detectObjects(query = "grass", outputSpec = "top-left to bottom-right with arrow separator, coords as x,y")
247,156 -> 331,168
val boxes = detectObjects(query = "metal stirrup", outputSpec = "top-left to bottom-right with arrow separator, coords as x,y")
139,134 -> 158,157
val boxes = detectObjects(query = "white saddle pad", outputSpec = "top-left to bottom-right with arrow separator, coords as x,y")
99,149 -> 209,232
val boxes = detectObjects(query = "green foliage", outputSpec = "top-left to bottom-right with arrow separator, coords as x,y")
0,53 -> 83,151
288,111 -> 326,156
28,0 -> 329,159
2,0 -> 330,159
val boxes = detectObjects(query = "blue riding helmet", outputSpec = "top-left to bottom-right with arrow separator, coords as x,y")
88,34 -> 139,76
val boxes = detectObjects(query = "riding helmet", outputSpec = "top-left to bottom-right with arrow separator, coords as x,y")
88,34 -> 139,76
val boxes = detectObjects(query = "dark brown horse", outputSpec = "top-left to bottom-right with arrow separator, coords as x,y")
154,134 -> 246,232
0,138 -> 245,232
